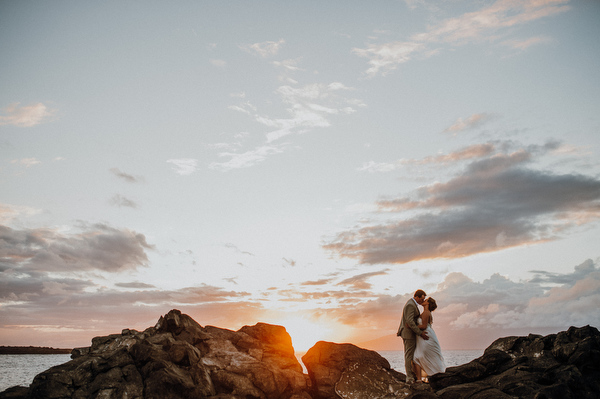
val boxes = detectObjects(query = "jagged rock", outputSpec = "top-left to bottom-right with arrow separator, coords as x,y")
19,310 -> 309,399
3,316 -> 599,399
302,341 -> 411,398
428,325 -> 600,399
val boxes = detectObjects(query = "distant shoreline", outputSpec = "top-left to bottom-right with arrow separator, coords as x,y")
0,346 -> 72,355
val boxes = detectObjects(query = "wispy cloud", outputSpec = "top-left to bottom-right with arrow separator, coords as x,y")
209,144 -> 288,171
210,59 -> 227,67
501,35 -> 552,51
215,51 -> 364,169
327,140 -> 600,264
115,282 -> 156,289
301,278 -> 336,286
0,102 -> 55,127
109,168 -> 144,183
272,58 -> 303,72
242,39 -> 285,57
109,194 -> 138,209
359,142 -> 497,173
224,243 -> 254,256
337,269 -> 389,290
354,0 -> 570,76
167,158 -> 198,175
443,113 -> 495,134
10,158 -> 41,168
256,83 -> 362,143
0,203 -> 42,225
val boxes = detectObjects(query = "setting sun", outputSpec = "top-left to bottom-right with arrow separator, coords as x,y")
274,315 -> 339,353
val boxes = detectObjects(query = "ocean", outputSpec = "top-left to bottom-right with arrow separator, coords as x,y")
0,350 -> 484,392
377,349 -> 484,374
0,354 -> 72,392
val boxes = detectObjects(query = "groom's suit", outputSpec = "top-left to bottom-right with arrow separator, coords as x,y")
397,298 -> 422,382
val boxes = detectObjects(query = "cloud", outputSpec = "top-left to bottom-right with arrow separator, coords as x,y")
326,141 -> 600,264
354,0 -> 570,76
114,282 -> 156,289
109,168 -> 144,183
337,269 -> 389,290
109,194 -> 138,209
353,41 -> 425,77
443,113 -> 495,134
10,158 -> 41,168
209,144 -> 288,171
0,277 -> 262,347
272,58 -> 302,72
437,259 -> 600,333
242,39 -> 285,57
210,59 -> 227,67
167,158 -> 198,175
217,58 -> 363,169
0,102 -> 55,127
0,223 -> 153,274
282,257 -> 296,267
0,203 -> 41,225
501,36 -> 552,51
302,258 -> 600,349
257,83 -> 362,143
301,278 -> 335,286
529,258 -> 597,285
224,243 -> 254,256
359,143 -> 497,173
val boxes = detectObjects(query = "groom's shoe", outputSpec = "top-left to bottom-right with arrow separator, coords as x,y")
405,378 -> 415,384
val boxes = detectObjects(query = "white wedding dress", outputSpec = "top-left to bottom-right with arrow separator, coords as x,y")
413,317 -> 446,376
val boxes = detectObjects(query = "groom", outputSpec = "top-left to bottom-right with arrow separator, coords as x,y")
397,289 -> 429,383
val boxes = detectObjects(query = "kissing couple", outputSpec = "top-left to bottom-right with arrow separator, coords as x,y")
397,289 -> 446,383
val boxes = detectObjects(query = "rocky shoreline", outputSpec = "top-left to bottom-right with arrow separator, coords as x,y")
1,309 -> 598,398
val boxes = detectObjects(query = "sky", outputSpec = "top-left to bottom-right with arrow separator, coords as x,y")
1,0 -> 600,353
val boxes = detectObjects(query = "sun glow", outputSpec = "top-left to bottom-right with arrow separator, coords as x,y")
277,315 -> 339,353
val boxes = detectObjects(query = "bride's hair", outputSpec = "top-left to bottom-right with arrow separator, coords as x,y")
427,298 -> 438,311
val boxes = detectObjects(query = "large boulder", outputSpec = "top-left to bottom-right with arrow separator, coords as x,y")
20,310 -> 310,399
302,341 -> 411,399
428,325 -> 600,399
3,318 -> 599,399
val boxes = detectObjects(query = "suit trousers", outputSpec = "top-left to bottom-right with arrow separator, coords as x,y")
403,337 -> 417,382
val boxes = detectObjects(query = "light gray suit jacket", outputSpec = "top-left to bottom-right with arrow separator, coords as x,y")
397,298 -> 422,339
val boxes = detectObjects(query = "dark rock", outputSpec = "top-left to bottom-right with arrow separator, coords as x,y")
429,325 -> 600,399
302,341 -> 411,398
17,310 -> 309,399
0,386 -> 28,399
435,383 -> 513,399
4,315 -> 598,399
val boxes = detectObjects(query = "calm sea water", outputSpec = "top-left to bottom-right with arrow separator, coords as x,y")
0,350 -> 483,392
377,349 -> 484,374
0,354 -> 72,392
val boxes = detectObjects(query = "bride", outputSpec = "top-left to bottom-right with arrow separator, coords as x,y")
413,297 -> 446,382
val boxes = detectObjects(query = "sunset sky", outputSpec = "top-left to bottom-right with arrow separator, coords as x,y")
1,0 -> 599,353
